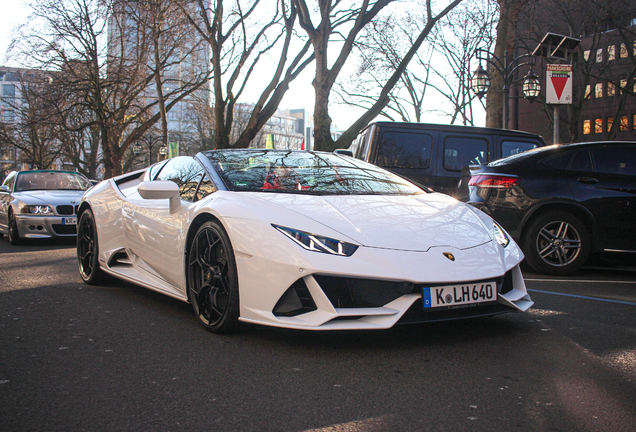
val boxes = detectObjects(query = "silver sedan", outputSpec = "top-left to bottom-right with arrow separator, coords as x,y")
0,170 -> 93,245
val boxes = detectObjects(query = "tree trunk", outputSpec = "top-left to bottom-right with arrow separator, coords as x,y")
486,0 -> 525,129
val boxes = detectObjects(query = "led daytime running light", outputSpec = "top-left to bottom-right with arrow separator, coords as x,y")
493,221 -> 510,248
273,225 -> 358,257
21,205 -> 53,214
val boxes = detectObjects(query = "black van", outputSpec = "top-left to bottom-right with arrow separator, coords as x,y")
348,122 -> 546,197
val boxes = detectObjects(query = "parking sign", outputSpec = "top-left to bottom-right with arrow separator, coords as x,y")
546,64 -> 573,104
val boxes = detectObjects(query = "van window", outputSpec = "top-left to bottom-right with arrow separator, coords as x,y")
443,137 -> 488,171
501,140 -> 540,157
376,131 -> 432,169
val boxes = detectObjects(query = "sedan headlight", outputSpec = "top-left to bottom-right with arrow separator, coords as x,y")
21,205 -> 53,215
492,221 -> 510,248
273,225 -> 358,257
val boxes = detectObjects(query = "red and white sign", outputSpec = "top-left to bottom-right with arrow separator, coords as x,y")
546,64 -> 573,104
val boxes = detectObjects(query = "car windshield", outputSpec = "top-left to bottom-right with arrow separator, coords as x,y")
15,172 -> 92,192
204,150 -> 424,195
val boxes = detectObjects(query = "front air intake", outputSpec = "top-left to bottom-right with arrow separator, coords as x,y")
273,278 -> 317,317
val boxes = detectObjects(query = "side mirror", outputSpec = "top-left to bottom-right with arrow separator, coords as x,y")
0,185 -> 9,193
138,181 -> 182,213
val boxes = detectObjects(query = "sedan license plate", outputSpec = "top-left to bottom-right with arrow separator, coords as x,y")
62,217 -> 77,225
423,281 -> 496,309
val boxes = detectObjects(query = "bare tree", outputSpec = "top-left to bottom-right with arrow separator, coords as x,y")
124,0 -> 210,148
335,0 -> 496,126
180,0 -> 314,149
293,0 -> 464,152
11,0 -> 212,178
428,0 -> 498,125
0,71 -> 63,170
334,15 -> 436,123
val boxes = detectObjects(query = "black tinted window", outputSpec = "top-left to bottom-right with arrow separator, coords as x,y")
542,153 -> 573,170
376,132 -> 432,169
155,157 -> 206,202
501,140 -> 540,157
570,150 -> 592,171
591,146 -> 636,176
444,137 -> 488,171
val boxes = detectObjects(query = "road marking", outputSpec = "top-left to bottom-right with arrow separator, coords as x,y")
526,278 -> 636,284
527,289 -> 636,306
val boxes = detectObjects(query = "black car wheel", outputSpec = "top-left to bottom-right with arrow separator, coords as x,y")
522,211 -> 590,276
77,209 -> 107,284
187,221 -> 241,333
8,211 -> 23,245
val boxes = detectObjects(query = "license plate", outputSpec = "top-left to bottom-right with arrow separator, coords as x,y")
62,217 -> 77,225
423,281 -> 497,309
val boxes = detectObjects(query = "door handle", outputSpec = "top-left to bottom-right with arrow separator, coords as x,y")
577,177 -> 598,184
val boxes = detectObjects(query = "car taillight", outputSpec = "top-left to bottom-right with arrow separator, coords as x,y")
468,175 -> 518,188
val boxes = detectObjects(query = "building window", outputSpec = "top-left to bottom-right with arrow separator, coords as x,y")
595,119 -> 603,133
620,79 -> 628,94
620,43 -> 628,58
634,114 -> 636,130
596,48 -> 603,62
583,120 -> 591,135
595,82 -> 603,98
607,117 -> 614,132
584,50 -> 590,61
608,45 -> 616,61
608,82 -> 616,96
585,85 -> 591,99
620,116 -> 628,132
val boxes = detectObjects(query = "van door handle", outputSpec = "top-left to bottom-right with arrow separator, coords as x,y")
577,177 -> 598,184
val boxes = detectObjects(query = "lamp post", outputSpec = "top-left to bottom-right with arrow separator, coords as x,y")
471,48 -> 541,129
133,135 -> 165,165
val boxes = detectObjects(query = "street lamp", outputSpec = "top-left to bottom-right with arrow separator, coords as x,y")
522,69 -> 541,102
471,64 -> 491,99
134,135 -> 165,165
472,48 -> 541,129
158,144 -> 167,158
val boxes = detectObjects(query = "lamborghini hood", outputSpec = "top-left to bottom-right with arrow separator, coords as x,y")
246,192 -> 493,252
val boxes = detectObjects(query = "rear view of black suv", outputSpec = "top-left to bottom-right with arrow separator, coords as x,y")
460,141 -> 636,275
348,122 -> 546,197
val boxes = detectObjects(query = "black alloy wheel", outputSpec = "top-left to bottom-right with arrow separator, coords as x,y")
187,221 -> 241,333
77,209 -> 107,284
522,211 -> 590,276
8,211 -> 23,245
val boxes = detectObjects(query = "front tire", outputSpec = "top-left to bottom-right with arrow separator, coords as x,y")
8,211 -> 23,245
187,221 -> 241,333
522,211 -> 590,276
77,208 -> 107,285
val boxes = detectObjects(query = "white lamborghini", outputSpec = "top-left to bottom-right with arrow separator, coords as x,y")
77,149 -> 532,333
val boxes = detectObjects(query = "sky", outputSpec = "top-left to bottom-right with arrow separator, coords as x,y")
0,1 -> 477,131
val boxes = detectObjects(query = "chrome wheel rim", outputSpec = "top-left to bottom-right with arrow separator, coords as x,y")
536,220 -> 581,267
188,227 -> 231,327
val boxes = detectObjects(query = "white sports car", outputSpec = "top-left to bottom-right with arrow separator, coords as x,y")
77,149 -> 532,333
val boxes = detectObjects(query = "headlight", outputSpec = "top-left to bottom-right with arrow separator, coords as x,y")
273,225 -> 358,257
492,221 -> 510,248
21,205 -> 53,215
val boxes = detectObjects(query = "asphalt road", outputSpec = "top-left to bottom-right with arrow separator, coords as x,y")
1,237 -> 635,432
